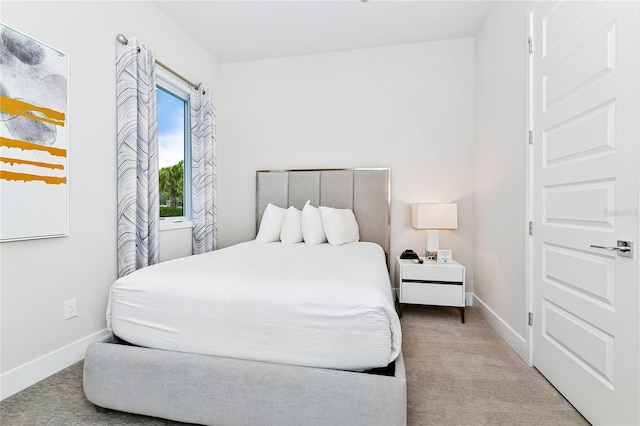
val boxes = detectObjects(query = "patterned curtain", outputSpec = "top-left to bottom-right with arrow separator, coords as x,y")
116,37 -> 159,277
190,88 -> 216,254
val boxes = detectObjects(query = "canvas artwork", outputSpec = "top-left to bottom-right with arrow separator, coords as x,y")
0,24 -> 69,241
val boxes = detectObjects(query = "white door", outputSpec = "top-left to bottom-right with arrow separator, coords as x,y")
530,1 -> 639,424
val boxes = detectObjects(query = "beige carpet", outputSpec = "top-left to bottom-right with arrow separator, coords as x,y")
0,306 -> 588,425
402,305 -> 588,425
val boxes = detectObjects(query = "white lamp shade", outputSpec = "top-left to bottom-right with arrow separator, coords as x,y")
412,203 -> 458,229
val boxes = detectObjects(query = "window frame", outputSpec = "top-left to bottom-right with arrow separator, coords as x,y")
156,68 -> 192,229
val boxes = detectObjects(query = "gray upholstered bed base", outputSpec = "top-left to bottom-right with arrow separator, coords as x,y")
84,337 -> 406,425
84,168 -> 404,425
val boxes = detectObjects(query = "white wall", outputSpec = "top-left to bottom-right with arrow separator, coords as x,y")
0,0 -> 218,396
473,1 -> 530,359
218,38 -> 476,288
158,227 -> 193,263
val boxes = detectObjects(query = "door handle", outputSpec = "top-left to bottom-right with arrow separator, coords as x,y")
590,240 -> 634,258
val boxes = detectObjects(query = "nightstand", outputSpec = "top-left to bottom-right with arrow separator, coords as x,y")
395,256 -> 466,323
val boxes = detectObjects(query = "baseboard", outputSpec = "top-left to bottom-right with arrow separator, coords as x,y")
1,328 -> 111,400
472,294 -> 527,361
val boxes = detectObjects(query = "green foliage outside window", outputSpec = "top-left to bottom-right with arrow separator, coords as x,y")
159,160 -> 184,217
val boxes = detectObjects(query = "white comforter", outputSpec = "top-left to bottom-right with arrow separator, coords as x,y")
107,241 -> 402,371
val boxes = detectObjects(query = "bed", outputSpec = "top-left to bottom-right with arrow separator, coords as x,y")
83,168 -> 406,425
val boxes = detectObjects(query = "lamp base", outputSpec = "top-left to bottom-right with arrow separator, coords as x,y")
426,230 -> 440,261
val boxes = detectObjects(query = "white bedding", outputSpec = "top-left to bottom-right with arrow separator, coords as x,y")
107,241 -> 402,371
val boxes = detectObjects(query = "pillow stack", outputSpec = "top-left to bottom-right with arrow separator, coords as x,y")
256,201 -> 360,246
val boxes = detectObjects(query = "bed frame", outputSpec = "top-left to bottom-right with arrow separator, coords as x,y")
83,168 -> 406,425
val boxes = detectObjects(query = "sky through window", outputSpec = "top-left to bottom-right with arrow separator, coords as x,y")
157,87 -> 185,169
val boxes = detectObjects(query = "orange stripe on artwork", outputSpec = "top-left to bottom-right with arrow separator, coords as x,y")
0,156 -> 65,170
0,170 -> 66,185
0,96 -> 65,126
0,136 -> 67,157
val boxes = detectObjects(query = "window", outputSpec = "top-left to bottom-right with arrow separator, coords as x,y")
156,71 -> 191,223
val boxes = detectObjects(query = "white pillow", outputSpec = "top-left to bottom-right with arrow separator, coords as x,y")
256,203 -> 286,243
319,206 -> 360,246
301,200 -> 327,245
280,206 -> 303,244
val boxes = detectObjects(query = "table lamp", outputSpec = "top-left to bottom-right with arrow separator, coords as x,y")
412,203 -> 458,260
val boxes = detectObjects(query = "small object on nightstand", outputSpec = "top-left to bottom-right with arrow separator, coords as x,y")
400,249 -> 424,263
400,249 -> 419,260
437,249 -> 452,264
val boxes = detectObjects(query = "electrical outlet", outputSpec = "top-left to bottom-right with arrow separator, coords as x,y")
64,298 -> 77,320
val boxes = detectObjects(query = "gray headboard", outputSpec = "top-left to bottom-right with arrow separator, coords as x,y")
256,168 -> 390,263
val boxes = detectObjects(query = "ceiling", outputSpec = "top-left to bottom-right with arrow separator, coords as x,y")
153,1 -> 494,63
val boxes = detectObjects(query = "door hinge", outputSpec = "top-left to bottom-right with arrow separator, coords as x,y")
528,312 -> 534,326
529,221 -> 534,236
528,37 -> 533,54
529,130 -> 534,145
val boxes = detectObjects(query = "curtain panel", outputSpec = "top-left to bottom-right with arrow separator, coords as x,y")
116,37 -> 159,278
190,89 -> 217,254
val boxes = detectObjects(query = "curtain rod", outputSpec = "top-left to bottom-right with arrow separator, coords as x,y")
116,34 -> 204,94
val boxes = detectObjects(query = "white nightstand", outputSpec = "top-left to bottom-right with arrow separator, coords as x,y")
395,256 -> 466,323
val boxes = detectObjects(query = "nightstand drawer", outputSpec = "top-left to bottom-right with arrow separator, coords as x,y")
400,281 -> 464,307
401,263 -> 463,282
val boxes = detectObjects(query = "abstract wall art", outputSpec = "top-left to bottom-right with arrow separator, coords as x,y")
0,23 -> 69,241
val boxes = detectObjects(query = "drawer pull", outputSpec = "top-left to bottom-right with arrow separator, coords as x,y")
402,279 -> 463,286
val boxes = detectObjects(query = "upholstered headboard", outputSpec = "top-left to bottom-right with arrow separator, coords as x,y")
256,168 -> 390,262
